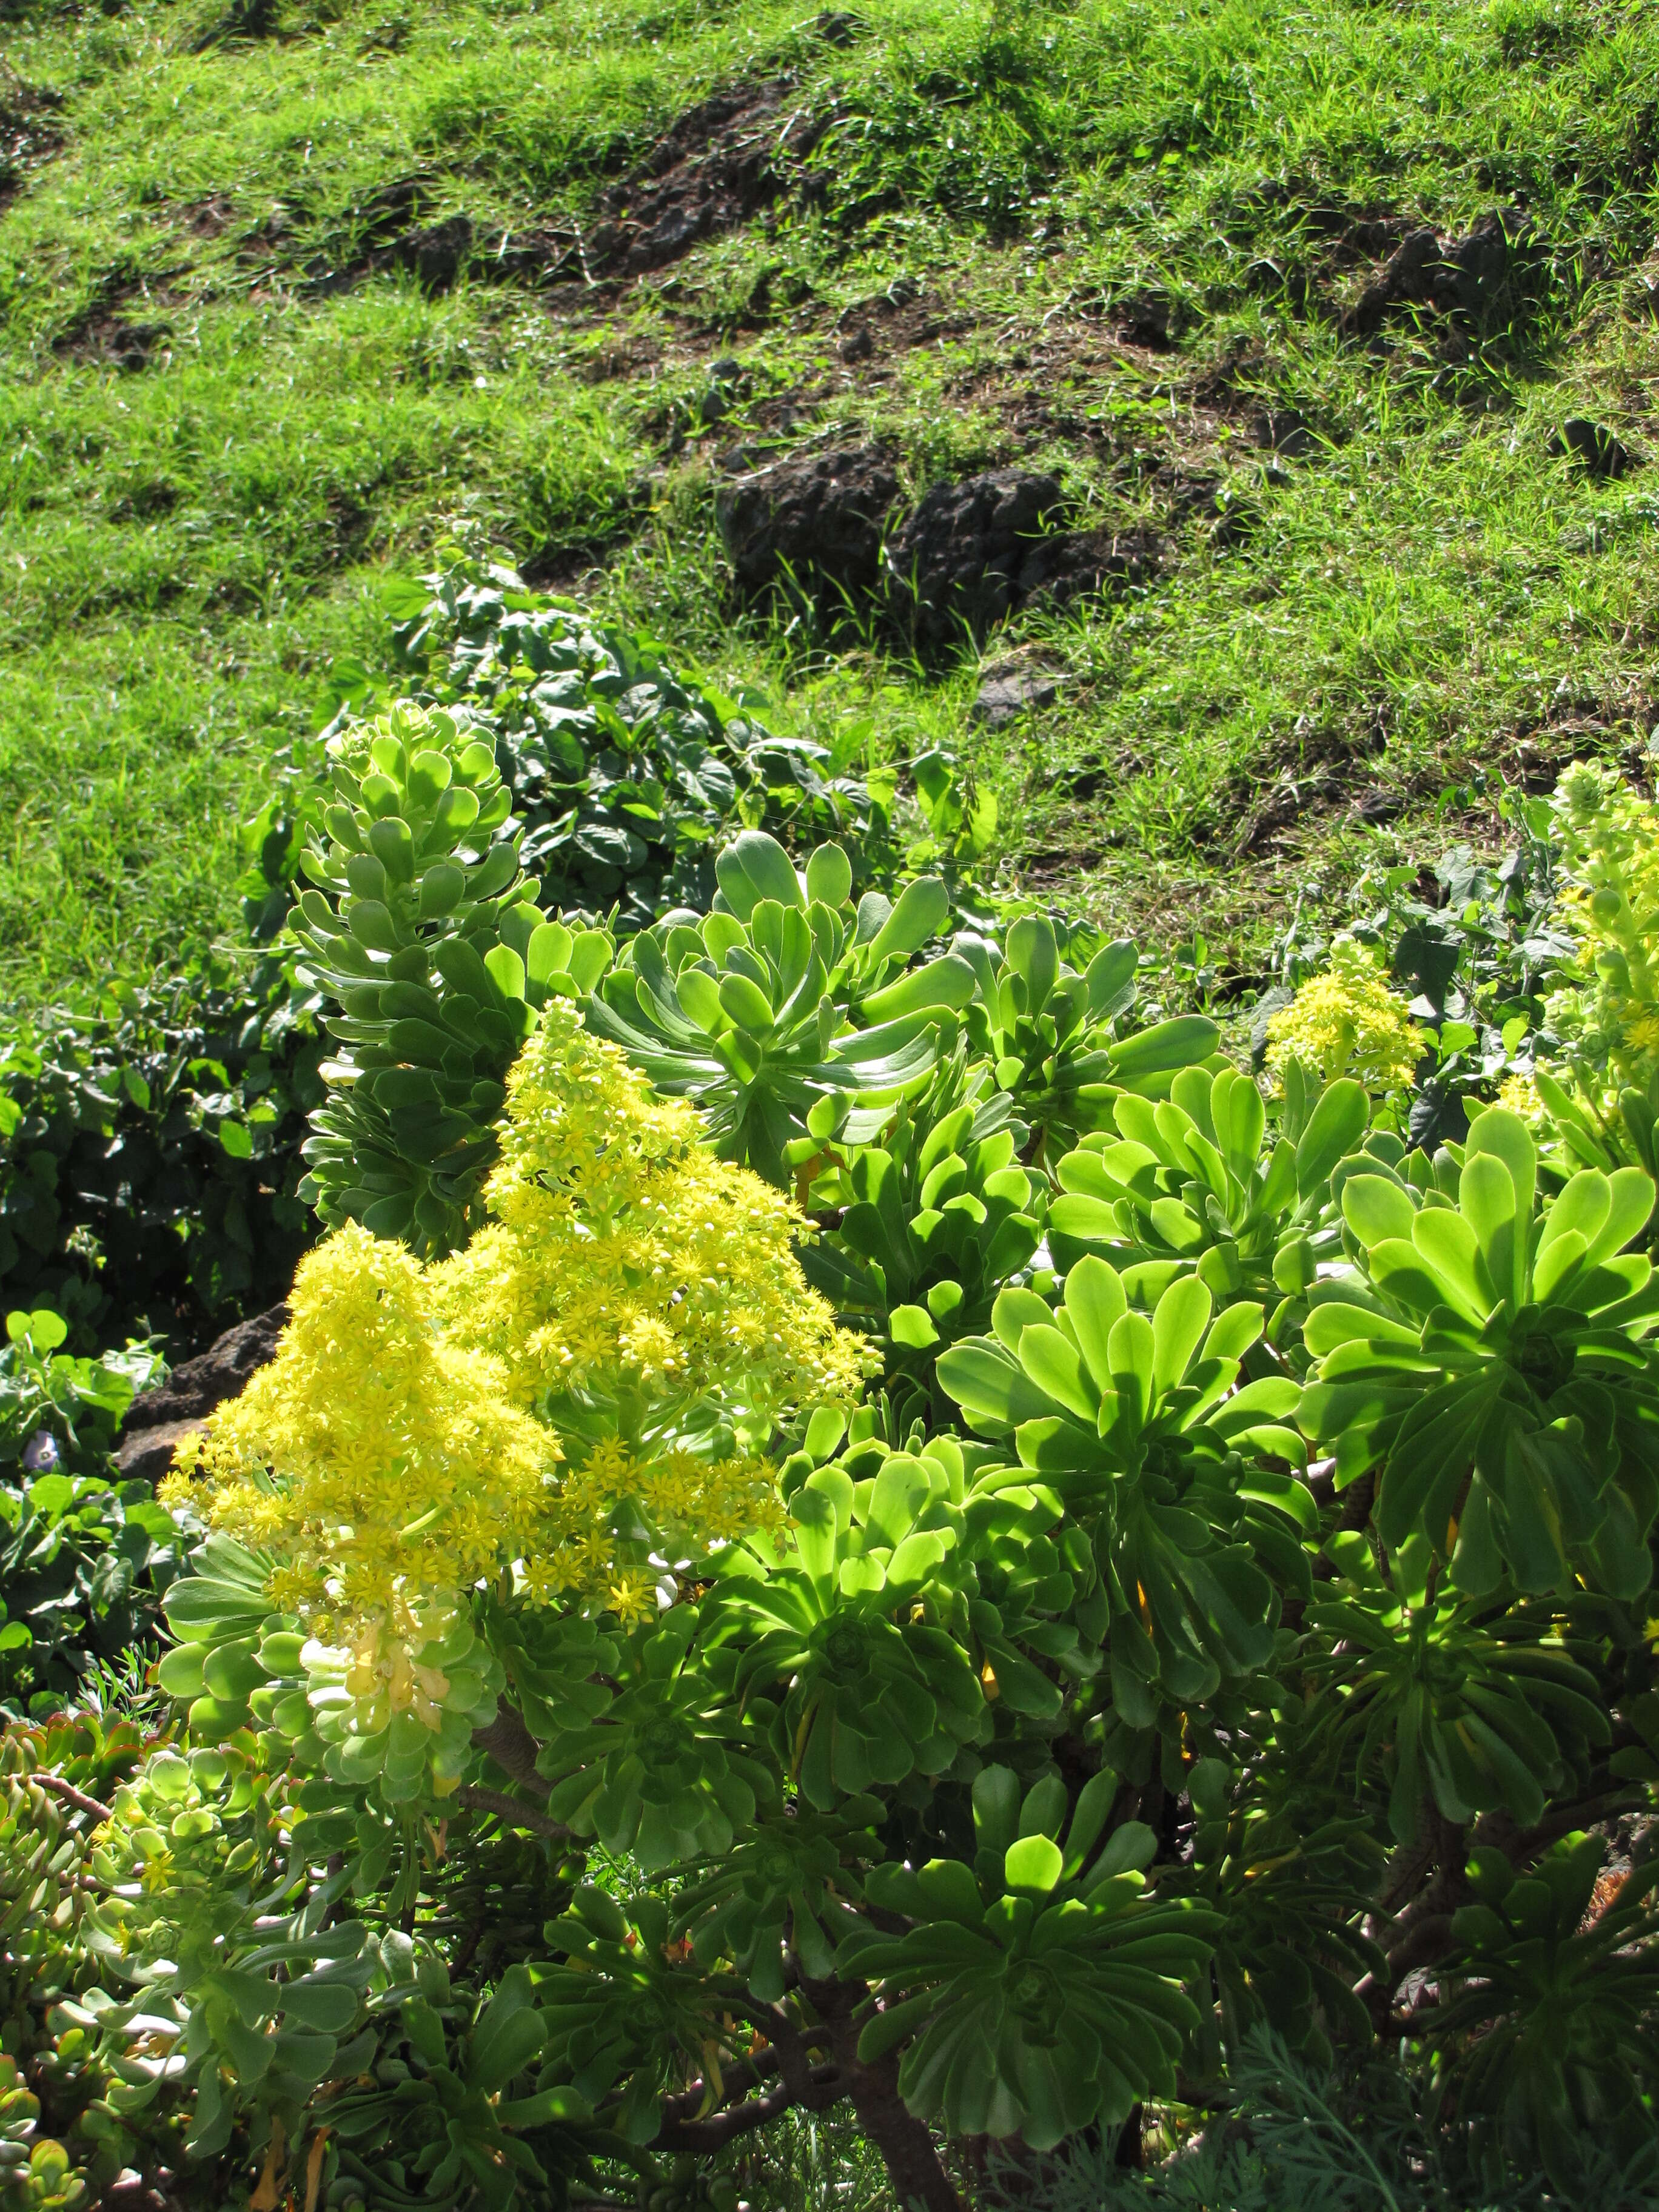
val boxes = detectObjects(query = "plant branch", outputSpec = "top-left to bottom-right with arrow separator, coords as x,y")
454,1785 -> 570,1843
651,2065 -> 846,2154
472,1703 -> 551,1795
656,2052 -> 780,2125
1356,1808 -> 1470,2025
802,1974 -> 966,2212
35,1772 -> 115,1825
1472,1786 -> 1644,1871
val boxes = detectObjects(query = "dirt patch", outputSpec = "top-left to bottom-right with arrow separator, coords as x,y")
116,1303 -> 287,1486
0,66 -> 65,215
297,172 -> 435,290
1549,415 -> 1640,480
179,193 -> 236,238
576,78 -> 825,281
53,274 -> 176,369
107,478 -> 179,523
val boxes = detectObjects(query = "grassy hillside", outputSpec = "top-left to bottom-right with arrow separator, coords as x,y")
1,0 -> 1656,1002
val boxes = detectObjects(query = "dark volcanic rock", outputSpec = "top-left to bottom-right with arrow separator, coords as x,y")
389,213 -> 474,293
1549,417 -> 1636,480
116,1303 -> 289,1484
973,664 -> 1065,726
890,471 -> 1157,645
716,445 -> 899,600
888,471 -> 1063,643
1016,525 -> 1159,606
1341,209 -> 1537,340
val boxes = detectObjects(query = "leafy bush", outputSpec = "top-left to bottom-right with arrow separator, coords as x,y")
0,961 -> 323,1357
0,548 -> 918,1344
370,547 -> 903,933
66,793 -> 1656,2212
0,1310 -> 182,1719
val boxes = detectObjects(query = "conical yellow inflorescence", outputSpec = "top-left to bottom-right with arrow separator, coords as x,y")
166,1001 -> 874,1641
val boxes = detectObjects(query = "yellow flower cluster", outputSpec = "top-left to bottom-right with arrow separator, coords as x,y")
1549,761 -> 1659,1094
434,1001 -> 875,1430
165,1003 -> 871,1642
163,1226 -> 557,1638
1496,1067 -> 1547,1128
1265,937 -> 1421,1096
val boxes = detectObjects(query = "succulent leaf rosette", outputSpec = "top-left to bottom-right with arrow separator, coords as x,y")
585,831 -> 967,1186
837,1765 -> 1219,2148
710,1451 -> 990,1808
1048,1067 -> 1368,1324
938,1260 -> 1313,1715
953,918 -> 1222,1161
1299,1107 -> 1659,1598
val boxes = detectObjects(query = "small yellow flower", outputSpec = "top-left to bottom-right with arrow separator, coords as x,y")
1496,1069 -> 1547,1127
606,1575 -> 655,1628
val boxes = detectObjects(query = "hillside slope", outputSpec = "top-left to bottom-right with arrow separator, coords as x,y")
1,0 -> 1656,1000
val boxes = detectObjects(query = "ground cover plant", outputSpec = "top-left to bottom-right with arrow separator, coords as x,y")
0,0 -> 1657,1000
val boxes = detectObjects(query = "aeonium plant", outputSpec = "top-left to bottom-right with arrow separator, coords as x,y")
163,996 -> 876,1806
118,817 -> 1659,2210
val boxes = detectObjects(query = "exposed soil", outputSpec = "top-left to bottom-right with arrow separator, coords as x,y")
577,78 -> 826,281
53,273 -> 178,369
0,67 -> 65,216
116,1302 -> 287,1484
1338,208 -> 1542,342
274,78 -> 833,300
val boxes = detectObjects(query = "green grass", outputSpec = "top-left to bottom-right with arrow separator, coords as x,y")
1,0 -> 1657,1000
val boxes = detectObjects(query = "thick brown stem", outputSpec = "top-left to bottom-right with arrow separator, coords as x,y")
803,1976 -> 965,2212
472,1702 -> 550,1794
1472,1786 -> 1642,1870
1355,1806 -> 1470,2028
652,2065 -> 846,2153
455,1785 -> 570,1842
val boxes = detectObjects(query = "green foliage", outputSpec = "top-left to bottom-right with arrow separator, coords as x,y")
842,1765 -> 1218,2148
799,1044 -> 1048,1409
938,1260 -> 1312,1712
712,1446 -> 991,1808
0,1309 -> 155,1480
30,799 -> 1659,2211
1049,1068 -> 1370,1321
537,1891 -> 725,2143
954,918 -> 1220,1162
0,965 -> 323,1355
381,551 -> 901,933
0,1311 -> 179,1718
672,1799 -> 882,2001
1324,811 -> 1567,1154
0,1714 -> 158,2212
586,833 -> 962,1185
319,1958 -> 600,2211
292,699 -> 614,1255
534,1610 -> 776,1874
1303,1116 -> 1659,1599
1424,1834 -> 1659,2193
1305,1551 -> 1610,1842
